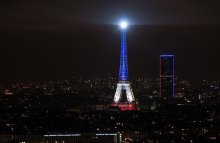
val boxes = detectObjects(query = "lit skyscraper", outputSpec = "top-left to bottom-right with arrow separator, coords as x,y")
112,20 -> 136,111
160,55 -> 175,99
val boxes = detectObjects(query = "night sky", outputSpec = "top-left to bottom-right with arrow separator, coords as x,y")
0,0 -> 220,82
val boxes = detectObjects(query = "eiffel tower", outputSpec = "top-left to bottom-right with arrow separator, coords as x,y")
112,21 -> 136,111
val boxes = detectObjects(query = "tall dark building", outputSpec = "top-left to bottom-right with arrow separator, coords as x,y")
160,55 -> 175,99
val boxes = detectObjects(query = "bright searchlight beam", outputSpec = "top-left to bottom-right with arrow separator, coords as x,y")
120,21 -> 128,29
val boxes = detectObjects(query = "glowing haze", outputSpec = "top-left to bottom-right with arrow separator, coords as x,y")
120,21 -> 128,29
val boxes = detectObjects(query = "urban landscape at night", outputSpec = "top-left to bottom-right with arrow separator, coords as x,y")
0,77 -> 220,142
1,0 -> 220,143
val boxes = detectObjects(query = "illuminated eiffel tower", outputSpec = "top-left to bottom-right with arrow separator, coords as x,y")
112,21 -> 136,111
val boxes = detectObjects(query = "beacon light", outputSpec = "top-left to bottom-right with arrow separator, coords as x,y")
120,21 -> 128,29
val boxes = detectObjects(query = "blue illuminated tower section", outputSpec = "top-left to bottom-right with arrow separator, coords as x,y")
112,20 -> 136,111
119,29 -> 128,81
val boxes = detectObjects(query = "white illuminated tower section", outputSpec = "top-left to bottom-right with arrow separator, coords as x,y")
112,21 -> 136,111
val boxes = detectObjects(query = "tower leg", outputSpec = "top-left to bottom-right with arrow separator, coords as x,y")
114,84 -> 122,103
125,84 -> 135,102
113,82 -> 135,103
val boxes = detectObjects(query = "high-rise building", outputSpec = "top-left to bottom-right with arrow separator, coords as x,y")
160,55 -> 175,99
112,21 -> 136,111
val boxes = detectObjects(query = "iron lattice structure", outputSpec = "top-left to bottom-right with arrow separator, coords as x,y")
113,28 -> 135,104
119,30 -> 128,81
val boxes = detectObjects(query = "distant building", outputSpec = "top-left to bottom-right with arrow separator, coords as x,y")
160,55 -> 175,99
4,89 -> 13,96
175,80 -> 190,98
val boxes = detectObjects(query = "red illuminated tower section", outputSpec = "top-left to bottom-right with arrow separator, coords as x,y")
111,20 -> 136,111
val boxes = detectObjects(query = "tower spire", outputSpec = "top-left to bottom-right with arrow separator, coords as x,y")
119,29 -> 128,81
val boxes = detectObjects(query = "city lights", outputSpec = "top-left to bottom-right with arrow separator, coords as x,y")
0,0 -> 219,142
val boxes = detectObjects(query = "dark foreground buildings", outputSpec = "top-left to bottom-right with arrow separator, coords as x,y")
0,134 -> 121,143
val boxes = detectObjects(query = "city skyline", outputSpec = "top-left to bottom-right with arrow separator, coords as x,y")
1,1 -> 220,142
0,1 -> 220,82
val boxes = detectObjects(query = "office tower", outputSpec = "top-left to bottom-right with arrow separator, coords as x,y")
160,55 -> 175,99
